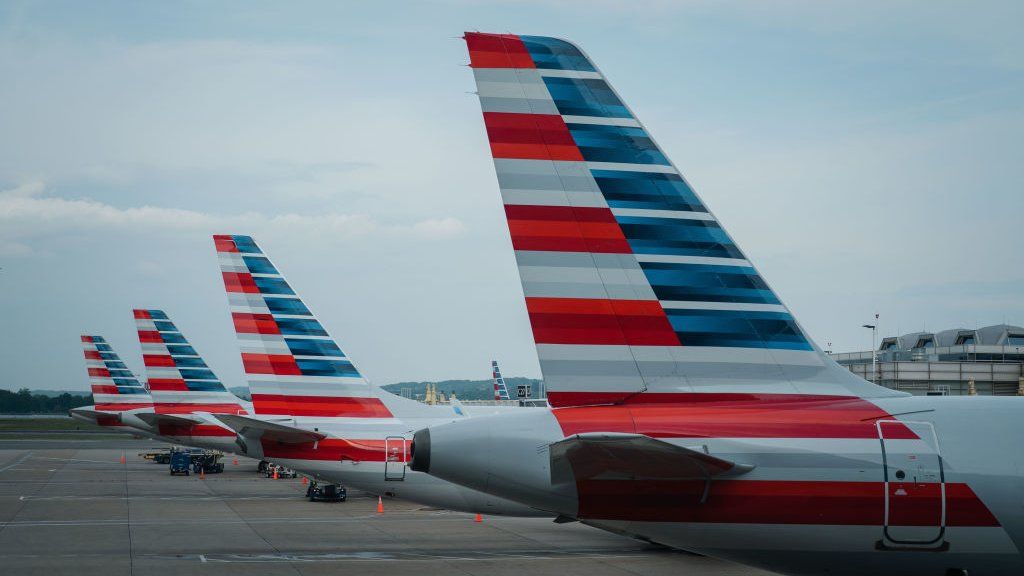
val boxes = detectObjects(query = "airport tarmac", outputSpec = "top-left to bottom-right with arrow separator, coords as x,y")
0,439 -> 772,575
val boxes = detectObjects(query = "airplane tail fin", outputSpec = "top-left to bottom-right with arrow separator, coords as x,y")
464,33 -> 901,406
81,335 -> 152,413
214,235 -> 393,418
133,309 -> 248,415
491,360 -> 511,400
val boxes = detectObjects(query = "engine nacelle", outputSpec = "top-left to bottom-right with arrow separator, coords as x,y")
410,409 -> 577,516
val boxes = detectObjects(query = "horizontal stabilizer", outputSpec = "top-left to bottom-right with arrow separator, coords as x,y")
69,407 -> 117,422
550,432 -> 753,485
214,414 -> 326,444
135,412 -> 203,428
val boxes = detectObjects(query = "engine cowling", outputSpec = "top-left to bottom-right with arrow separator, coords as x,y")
410,409 -> 577,516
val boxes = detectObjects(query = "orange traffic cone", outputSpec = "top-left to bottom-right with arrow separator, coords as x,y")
474,513 -> 482,523
273,468 -> 279,480
233,457 -> 238,466
120,451 -> 126,464
376,496 -> 384,513
200,468 -> 205,480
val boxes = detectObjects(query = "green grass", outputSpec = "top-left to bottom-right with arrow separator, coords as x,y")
0,417 -> 110,432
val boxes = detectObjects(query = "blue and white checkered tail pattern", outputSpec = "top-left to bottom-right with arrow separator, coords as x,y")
214,235 -> 393,419
133,309 -> 247,416
81,335 -> 152,412
491,360 -> 511,401
465,33 -> 899,406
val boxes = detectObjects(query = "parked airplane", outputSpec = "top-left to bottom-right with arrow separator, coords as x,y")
132,308 -> 250,453
491,360 -> 511,401
211,234 -> 546,516
71,335 -> 157,435
408,33 -> 1024,576
72,316 -> 251,455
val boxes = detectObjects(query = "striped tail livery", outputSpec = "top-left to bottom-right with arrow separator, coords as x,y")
134,309 -> 247,416
491,360 -> 511,400
465,32 -> 893,405
80,335 -> 152,414
214,234 -> 392,419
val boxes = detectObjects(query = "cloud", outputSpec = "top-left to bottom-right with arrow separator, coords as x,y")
0,182 -> 466,257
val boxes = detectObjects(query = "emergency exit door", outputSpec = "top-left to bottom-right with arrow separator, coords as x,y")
384,436 -> 407,481
877,420 -> 946,548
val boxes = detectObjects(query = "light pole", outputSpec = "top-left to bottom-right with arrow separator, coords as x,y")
862,313 -> 879,383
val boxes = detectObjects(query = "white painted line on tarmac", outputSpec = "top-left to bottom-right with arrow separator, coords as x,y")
0,452 -> 32,473
183,550 -> 649,563
0,513 -> 482,528
30,456 -> 124,465
18,495 -> 304,501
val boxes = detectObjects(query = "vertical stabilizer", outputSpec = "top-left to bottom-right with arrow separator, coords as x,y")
214,235 -> 393,418
81,335 -> 152,412
491,360 -> 511,400
133,309 -> 247,415
464,33 -> 900,405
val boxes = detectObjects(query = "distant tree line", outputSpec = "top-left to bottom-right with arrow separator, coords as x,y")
0,388 -> 92,414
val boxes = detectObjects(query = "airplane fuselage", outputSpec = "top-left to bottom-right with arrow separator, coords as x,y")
416,394 -> 1024,576
230,411 -> 548,517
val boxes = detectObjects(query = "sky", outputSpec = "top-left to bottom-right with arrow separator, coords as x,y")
1,1 -> 1022,392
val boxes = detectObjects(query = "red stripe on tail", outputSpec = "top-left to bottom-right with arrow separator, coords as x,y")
222,271 -> 260,294
526,297 -> 679,346
483,112 -> 583,161
465,33 -> 535,69
232,313 -> 280,335
505,204 -> 632,254
241,353 -> 301,376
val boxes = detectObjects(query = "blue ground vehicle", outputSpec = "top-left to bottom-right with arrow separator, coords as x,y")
169,450 -> 191,476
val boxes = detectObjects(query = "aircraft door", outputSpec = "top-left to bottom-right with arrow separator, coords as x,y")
877,420 -> 946,548
384,436 -> 407,481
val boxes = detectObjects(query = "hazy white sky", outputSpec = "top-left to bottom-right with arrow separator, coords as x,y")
1,1 -> 1022,391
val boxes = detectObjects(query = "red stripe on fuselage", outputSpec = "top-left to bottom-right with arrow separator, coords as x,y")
251,394 -> 393,418
575,479 -> 999,527
260,437 -> 406,462
553,394 -> 916,439
157,423 -> 236,438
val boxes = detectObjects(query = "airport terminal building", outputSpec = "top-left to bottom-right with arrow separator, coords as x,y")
830,324 -> 1024,396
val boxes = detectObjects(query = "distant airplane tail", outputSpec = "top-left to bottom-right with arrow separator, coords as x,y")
80,335 -> 152,416
214,235 -> 394,419
133,309 -> 247,415
464,33 -> 901,406
491,360 -> 511,400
